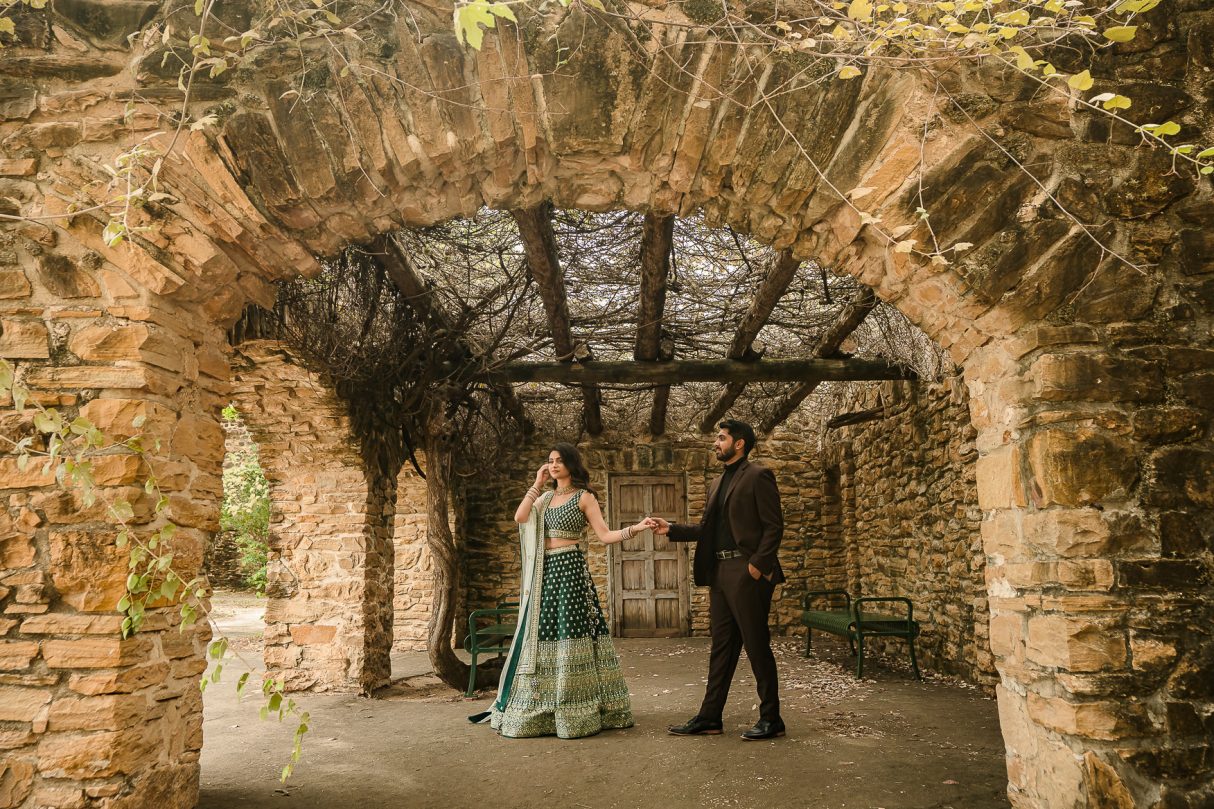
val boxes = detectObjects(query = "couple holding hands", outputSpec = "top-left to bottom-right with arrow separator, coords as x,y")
477,419 -> 786,743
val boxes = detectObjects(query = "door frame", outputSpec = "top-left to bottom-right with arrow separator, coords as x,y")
606,472 -> 690,637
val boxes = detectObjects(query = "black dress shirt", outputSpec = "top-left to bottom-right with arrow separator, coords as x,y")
711,459 -> 743,553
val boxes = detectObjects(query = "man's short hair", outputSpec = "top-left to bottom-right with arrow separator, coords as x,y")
719,419 -> 757,458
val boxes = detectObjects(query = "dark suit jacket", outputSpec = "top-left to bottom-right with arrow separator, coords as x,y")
668,459 -> 784,587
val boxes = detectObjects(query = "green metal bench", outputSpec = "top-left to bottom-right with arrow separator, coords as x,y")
462,601 -> 519,697
800,589 -> 922,680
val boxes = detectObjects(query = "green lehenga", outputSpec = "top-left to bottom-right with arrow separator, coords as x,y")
490,492 -> 634,739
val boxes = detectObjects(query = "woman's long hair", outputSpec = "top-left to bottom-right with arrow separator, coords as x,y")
552,442 -> 596,496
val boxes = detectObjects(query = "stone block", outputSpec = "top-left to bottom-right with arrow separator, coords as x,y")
0,685 -> 50,721
0,534 -> 35,569
976,445 -> 1026,509
78,398 -> 175,442
0,158 -> 36,176
67,661 -> 170,696
0,641 -> 40,672
1031,353 -> 1163,403
47,530 -> 127,613
1082,752 -> 1136,809
0,269 -> 31,300
36,726 -> 160,779
35,254 -> 99,298
0,318 -> 48,359
48,694 -> 148,731
1144,447 -> 1214,509
41,636 -> 151,669
1027,428 -> 1138,508
1026,692 -> 1139,740
19,614 -> 123,635
289,624 -> 338,645
1026,615 -> 1127,671
0,758 -> 34,808
0,458 -> 55,490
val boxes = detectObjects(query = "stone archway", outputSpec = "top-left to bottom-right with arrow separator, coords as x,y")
2,3 -> 1210,808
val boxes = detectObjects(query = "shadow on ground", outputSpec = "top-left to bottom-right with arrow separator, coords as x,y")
199,591 -> 1009,809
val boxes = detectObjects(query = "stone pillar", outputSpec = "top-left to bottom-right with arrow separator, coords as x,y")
229,341 -> 395,693
1,231 -> 227,806
971,320 -> 1214,808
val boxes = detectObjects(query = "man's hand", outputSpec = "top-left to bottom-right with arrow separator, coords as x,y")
648,516 -> 670,535
748,563 -> 762,580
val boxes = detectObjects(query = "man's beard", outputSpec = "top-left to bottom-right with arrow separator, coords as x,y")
715,449 -> 731,461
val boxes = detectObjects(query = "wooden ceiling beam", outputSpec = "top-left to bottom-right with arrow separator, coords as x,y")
759,286 -> 879,433
495,356 -> 912,385
635,213 -> 675,436
698,249 -> 801,432
512,203 -> 603,436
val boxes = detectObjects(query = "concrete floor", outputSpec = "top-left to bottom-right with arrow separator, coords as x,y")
199,593 -> 1010,809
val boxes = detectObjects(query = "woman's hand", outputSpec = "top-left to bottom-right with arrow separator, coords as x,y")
534,463 -> 551,489
630,519 -> 652,536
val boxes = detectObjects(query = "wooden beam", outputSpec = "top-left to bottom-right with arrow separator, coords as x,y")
376,234 -> 534,435
636,213 -> 675,436
699,249 -> 801,432
495,357 -> 913,385
759,286 -> 879,433
512,204 -> 603,436
826,406 -> 884,430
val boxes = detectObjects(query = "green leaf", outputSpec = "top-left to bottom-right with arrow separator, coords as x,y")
454,1 -> 498,49
268,693 -> 282,712
0,18 -> 16,37
237,672 -> 251,696
1067,70 -> 1093,91
1196,147 -> 1214,159
110,500 -> 135,522
195,0 -> 204,15
838,65 -> 862,80
1202,166 -> 1214,175
1103,25 -> 1137,42
117,594 -> 131,611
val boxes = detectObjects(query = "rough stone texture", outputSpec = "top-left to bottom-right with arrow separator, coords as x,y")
821,378 -> 995,685
0,1 -> 1210,807
226,341 -> 394,694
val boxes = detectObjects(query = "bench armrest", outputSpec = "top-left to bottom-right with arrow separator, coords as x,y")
854,596 -> 914,623
496,600 -> 519,609
802,589 -> 852,611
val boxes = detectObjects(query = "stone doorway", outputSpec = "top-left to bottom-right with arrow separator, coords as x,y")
608,474 -> 690,638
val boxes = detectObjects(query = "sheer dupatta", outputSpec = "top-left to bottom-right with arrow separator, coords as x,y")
472,490 -> 553,720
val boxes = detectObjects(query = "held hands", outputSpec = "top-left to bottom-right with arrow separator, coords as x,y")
643,517 -> 670,535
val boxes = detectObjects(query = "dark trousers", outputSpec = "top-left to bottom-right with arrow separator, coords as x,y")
698,557 -> 780,722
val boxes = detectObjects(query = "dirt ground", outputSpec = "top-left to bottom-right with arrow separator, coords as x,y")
199,591 -> 1010,809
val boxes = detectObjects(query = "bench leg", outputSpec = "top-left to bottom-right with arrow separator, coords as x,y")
847,634 -> 856,656
466,653 -> 478,697
908,636 -> 922,681
804,627 -> 812,657
855,633 -> 865,679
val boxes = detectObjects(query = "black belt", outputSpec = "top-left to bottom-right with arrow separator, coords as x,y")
715,549 -> 743,560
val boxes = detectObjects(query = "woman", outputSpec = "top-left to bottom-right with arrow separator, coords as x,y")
485,443 -> 651,739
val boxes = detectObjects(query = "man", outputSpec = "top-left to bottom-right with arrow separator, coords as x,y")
651,418 -> 785,740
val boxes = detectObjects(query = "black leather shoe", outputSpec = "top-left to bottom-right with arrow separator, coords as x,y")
667,715 -> 723,736
741,718 -> 786,740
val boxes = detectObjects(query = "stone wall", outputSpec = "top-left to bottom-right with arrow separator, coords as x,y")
228,341 -> 394,693
392,463 -> 431,652
822,378 -> 995,685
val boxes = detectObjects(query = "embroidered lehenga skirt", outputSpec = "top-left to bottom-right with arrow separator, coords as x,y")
491,545 -> 634,739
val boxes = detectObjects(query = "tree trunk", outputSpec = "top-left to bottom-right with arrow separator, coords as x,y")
422,409 -> 471,691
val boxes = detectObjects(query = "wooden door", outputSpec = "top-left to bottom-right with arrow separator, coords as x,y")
608,475 -> 689,637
